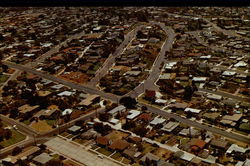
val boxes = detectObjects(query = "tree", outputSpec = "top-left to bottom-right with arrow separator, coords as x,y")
134,126 -> 148,137
119,97 -> 137,109
183,85 -> 193,101
99,112 -> 110,122
12,146 -> 22,156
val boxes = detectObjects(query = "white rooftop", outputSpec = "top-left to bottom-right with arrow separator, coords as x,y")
108,105 -> 126,114
184,108 -> 201,114
126,110 -> 141,120
57,91 -> 74,96
62,109 -> 73,116
150,116 -> 166,125
222,71 -> 236,76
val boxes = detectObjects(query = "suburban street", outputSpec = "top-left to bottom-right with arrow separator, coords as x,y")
138,103 -> 250,144
127,22 -> 175,98
88,25 -> 145,88
1,19 -> 250,160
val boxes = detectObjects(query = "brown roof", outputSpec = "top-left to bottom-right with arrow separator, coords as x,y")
18,104 -> 39,114
108,140 -> 130,151
137,113 -> 152,122
190,139 -> 206,150
210,139 -> 228,149
123,146 -> 138,158
145,90 -> 156,98
128,136 -> 142,143
96,136 -> 110,146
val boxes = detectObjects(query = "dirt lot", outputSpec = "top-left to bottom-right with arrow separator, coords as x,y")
60,72 -> 89,84
30,120 -> 53,133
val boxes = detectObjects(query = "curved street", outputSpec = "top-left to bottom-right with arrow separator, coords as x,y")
1,21 -> 249,158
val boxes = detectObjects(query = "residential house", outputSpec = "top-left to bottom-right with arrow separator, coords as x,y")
96,136 -> 111,147
210,139 -> 228,150
33,153 -> 53,166
108,139 -> 130,151
162,121 -> 180,133
18,104 -> 40,118
140,152 -> 160,165
68,125 -> 81,135
78,94 -> 100,107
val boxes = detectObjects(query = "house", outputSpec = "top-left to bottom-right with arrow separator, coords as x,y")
108,105 -> 126,115
159,73 -> 176,80
33,153 -> 53,165
18,104 -> 40,117
123,146 -> 141,160
234,61 -> 248,67
78,94 -> 100,107
179,127 -> 200,137
126,110 -> 141,120
155,99 -> 168,105
140,152 -> 160,164
96,136 -> 110,147
220,114 -> 243,127
127,136 -> 142,144
222,71 -> 236,77
226,144 -> 250,154
62,109 -> 73,116
206,94 -> 222,101
210,139 -> 228,150
81,129 -> 98,140
57,91 -> 74,97
150,116 -> 166,126
68,125 -> 81,135
192,77 -> 207,82
124,70 -> 141,77
168,103 -> 188,110
189,138 -> 206,152
109,118 -> 120,125
164,62 -> 178,71
137,113 -> 152,122
162,121 -> 180,132
108,139 -> 130,151
33,109 -> 59,119
184,108 -> 201,114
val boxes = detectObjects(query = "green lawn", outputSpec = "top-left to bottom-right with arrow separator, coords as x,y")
96,148 -> 113,156
110,152 -> 123,161
122,158 -> 131,165
22,119 -> 32,125
0,129 -> 26,148
46,119 -> 56,126
0,74 -> 9,83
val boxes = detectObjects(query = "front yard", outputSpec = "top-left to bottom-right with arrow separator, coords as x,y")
0,129 -> 26,148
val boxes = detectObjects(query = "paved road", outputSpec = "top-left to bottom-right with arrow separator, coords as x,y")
198,88 -> 250,103
0,106 -> 106,157
45,137 -> 121,166
88,25 -> 144,88
139,102 -> 250,144
0,115 -> 38,137
126,22 -> 175,98
26,30 -> 87,68
3,61 -> 121,103
188,31 -> 250,59
1,20 -> 250,158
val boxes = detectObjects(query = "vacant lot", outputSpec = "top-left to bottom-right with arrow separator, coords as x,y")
0,74 -> 9,83
60,72 -> 89,84
0,129 -> 26,148
30,120 -> 53,132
